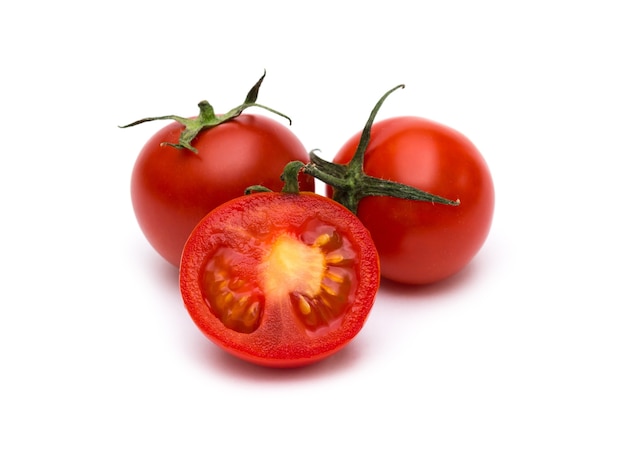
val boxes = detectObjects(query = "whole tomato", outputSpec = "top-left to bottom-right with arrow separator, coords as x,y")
123,73 -> 314,267
331,115 -> 494,285
306,85 -> 494,285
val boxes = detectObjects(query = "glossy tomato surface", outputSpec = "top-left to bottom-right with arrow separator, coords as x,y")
332,116 -> 494,285
131,114 -> 314,267
179,192 -> 380,367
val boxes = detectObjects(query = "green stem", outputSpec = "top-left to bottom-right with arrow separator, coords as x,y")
280,161 -> 306,194
347,84 -> 405,176
118,70 -> 291,153
244,185 -> 273,195
244,161 -> 306,195
302,85 -> 460,215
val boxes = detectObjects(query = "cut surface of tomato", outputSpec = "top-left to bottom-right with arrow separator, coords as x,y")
179,192 -> 380,367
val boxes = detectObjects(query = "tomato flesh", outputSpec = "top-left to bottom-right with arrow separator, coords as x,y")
332,116 -> 494,285
180,192 -> 380,367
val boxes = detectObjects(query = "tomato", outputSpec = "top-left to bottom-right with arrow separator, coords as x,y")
130,114 -> 314,267
179,191 -> 380,367
330,116 -> 494,285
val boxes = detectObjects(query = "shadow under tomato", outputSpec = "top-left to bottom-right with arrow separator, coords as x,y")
202,340 -> 365,383
155,259 -> 180,291
379,258 -> 481,301
138,245 -> 180,292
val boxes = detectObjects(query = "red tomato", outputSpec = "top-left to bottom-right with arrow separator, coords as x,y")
179,191 -> 380,367
331,116 -> 494,285
131,114 -> 314,267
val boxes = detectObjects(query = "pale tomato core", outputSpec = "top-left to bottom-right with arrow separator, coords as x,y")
261,234 -> 325,299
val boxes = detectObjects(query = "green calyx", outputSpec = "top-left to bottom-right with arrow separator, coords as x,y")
302,84 -> 460,214
246,85 -> 460,214
119,70 -> 291,153
245,160 -> 306,196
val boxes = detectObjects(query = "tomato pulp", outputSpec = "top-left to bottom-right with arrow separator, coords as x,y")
131,114 -> 314,267
179,192 -> 380,367
332,116 -> 494,285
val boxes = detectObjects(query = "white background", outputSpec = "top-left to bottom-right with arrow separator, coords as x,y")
1,1 -> 625,450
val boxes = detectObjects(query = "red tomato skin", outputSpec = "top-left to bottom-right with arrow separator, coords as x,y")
131,114 -> 314,267
179,192 -> 380,368
332,116 -> 494,285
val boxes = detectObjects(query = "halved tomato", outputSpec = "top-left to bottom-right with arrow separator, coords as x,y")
179,191 -> 380,367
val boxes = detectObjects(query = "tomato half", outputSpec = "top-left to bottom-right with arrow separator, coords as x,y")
179,192 -> 380,367
331,116 -> 494,285
131,114 -> 314,267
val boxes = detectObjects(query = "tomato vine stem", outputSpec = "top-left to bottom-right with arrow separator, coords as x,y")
302,85 -> 460,214
119,70 -> 292,153
246,161 -> 306,196
280,161 -> 306,194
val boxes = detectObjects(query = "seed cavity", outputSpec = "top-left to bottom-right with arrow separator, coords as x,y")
298,295 -> 312,315
325,254 -> 344,265
202,250 -> 264,334
313,233 -> 331,247
325,270 -> 344,283
289,228 -> 357,333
